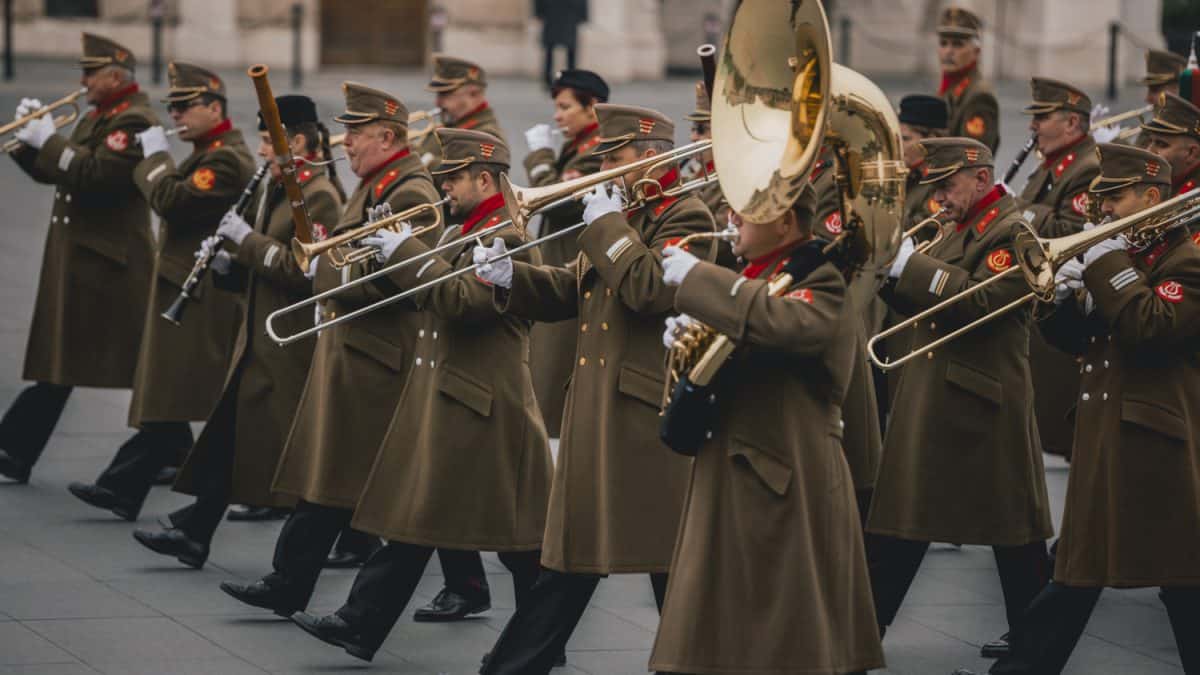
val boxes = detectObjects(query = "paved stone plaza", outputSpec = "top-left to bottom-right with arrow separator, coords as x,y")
0,60 -> 1184,674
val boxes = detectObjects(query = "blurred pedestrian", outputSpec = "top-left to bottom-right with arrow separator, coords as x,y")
535,0 -> 587,89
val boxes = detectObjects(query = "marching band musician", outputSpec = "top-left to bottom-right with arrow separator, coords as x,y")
220,83 -> 440,611
682,80 -> 738,270
1142,93 -> 1200,204
289,130 -> 554,664
1142,49 -> 1188,107
0,34 -> 157,485
129,95 -> 343,568
868,138 -> 1053,658
71,63 -> 253,523
935,7 -> 1000,152
650,184 -> 886,675
473,104 -> 716,674
524,69 -> 608,440
900,95 -> 951,234
416,55 -> 506,168
973,143 -> 1200,675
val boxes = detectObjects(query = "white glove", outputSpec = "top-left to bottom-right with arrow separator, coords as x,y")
15,113 -> 56,149
889,236 -> 917,279
472,238 -> 513,288
136,126 -> 170,157
1082,235 -> 1127,268
1090,104 -> 1111,126
360,223 -> 412,263
195,234 -> 221,260
15,98 -> 43,120
582,183 -> 623,225
524,123 -> 556,153
662,245 -> 701,286
1053,258 -> 1086,305
662,313 -> 694,349
216,210 -> 253,246
304,257 -> 319,280
1092,124 -> 1122,144
210,250 -> 233,276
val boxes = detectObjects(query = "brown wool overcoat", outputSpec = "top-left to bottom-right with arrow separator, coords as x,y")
943,65 -> 1001,152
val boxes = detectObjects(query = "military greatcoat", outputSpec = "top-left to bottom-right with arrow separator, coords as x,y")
498,185 -> 716,573
11,85 -> 157,388
869,188 -> 1054,545
271,150 -> 441,509
1040,227 -> 1200,587
174,164 -> 342,507
523,123 -> 603,437
350,197 -> 553,549
942,64 -> 1001,153
128,122 -> 254,425
649,252 -> 885,675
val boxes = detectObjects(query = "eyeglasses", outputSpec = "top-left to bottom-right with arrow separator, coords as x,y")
691,123 -> 711,136
167,99 -> 205,114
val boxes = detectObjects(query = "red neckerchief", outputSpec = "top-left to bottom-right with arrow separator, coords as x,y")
455,101 -> 491,130
1040,133 -> 1088,170
461,192 -> 506,235
1173,162 -> 1200,193
741,241 -> 800,279
956,184 -> 1006,232
192,118 -> 232,148
568,122 -> 600,151
359,148 -> 412,184
939,61 -> 976,96
90,83 -> 139,116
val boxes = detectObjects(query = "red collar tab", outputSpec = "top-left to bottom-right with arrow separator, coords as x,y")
1174,163 -> 1200,193
642,166 -> 680,200
958,184 -> 1006,233
1137,239 -> 1171,267
1041,134 -> 1088,173
939,61 -> 976,96
462,192 -> 506,235
742,242 -> 799,279
809,158 -> 831,182
456,101 -> 490,130
568,122 -> 600,151
91,83 -> 139,116
361,148 -> 412,184
705,159 -> 716,174
194,119 -> 233,150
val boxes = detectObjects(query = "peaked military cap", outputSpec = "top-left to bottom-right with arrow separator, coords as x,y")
1141,49 -> 1187,87
258,95 -> 319,131
1022,77 -> 1092,116
899,94 -> 949,130
430,128 -> 510,175
684,82 -> 711,122
163,62 -> 225,103
551,69 -> 610,102
916,137 -> 994,185
334,82 -> 409,127
1089,142 -> 1172,193
426,54 -> 487,93
1141,91 -> 1200,140
591,104 -> 675,155
79,32 -> 135,71
936,6 -> 983,39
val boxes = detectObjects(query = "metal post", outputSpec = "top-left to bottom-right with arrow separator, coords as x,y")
1107,21 -> 1119,101
3,0 -> 13,82
291,3 -> 302,89
839,15 -> 851,67
150,0 -> 164,85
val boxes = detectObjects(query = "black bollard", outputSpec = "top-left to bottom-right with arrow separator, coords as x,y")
291,3 -> 302,89
1107,21 -> 1119,101
150,0 -> 164,85
839,15 -> 851,67
4,0 -> 13,81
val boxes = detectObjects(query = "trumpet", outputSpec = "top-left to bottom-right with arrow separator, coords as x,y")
905,207 -> 949,254
866,187 -> 1200,371
290,197 -> 449,270
0,88 -> 87,153
326,108 -> 441,149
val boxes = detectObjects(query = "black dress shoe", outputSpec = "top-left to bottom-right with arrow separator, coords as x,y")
219,578 -> 303,617
413,588 -> 491,622
0,449 -> 31,484
226,505 -> 290,522
291,611 -> 375,662
951,670 -> 979,675
980,631 -> 1011,658
68,482 -> 139,521
325,550 -> 371,568
152,466 -> 178,486
132,527 -> 208,568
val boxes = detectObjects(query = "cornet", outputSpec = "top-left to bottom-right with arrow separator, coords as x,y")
0,88 -> 87,154
290,197 -> 449,270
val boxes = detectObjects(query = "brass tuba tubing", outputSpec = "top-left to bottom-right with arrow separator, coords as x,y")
0,87 -> 87,154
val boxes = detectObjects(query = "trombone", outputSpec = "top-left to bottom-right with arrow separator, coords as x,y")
327,107 -> 441,148
866,188 -> 1200,371
290,197 -> 449,270
1,88 -> 87,154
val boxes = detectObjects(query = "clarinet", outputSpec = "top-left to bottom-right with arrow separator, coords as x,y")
1003,132 -> 1037,186
161,162 -> 270,326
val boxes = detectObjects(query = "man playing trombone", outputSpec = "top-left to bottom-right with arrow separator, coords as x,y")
0,33 -> 157,485
974,143 -> 1200,675
474,103 -> 717,674
868,138 -> 1052,658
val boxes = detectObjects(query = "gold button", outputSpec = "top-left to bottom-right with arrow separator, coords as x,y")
579,357 -> 587,365
605,288 -> 613,297
580,323 -> 588,333
584,291 -> 592,299
930,322 -> 937,330
926,352 -> 934,360
599,357 -> 606,367
601,322 -> 609,331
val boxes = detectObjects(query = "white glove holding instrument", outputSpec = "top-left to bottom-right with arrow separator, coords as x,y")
216,210 -> 253,246
1053,258 -> 1086,305
15,98 -> 43,120
582,183 -> 623,225
361,222 -> 413,263
196,235 -> 232,275
888,236 -> 917,279
136,126 -> 170,157
1082,233 -> 1127,268
15,112 -> 56,149
662,313 -> 695,349
662,245 -> 701,286
473,238 -> 514,288
524,123 -> 556,153
304,256 -> 319,280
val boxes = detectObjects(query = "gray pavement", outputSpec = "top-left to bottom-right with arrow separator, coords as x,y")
0,59 -> 1181,674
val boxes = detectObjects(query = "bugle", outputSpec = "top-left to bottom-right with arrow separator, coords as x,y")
0,88 -> 87,154
906,207 -> 949,254
290,197 -> 449,270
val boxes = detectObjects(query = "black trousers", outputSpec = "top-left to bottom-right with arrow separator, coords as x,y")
437,548 -> 490,598
868,534 -> 1050,632
336,541 -> 541,652
482,568 -> 670,675
268,500 -> 354,605
991,582 -> 1200,674
332,524 -> 380,557
0,382 -> 73,469
173,493 -> 228,546
96,422 -> 194,508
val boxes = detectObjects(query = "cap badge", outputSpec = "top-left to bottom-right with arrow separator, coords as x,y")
114,49 -> 128,63
468,67 -> 480,80
1146,161 -> 1161,177
638,119 -> 656,135
479,143 -> 495,159
1066,91 -> 1081,105
964,147 -> 980,162
384,99 -> 399,116
208,77 -> 221,91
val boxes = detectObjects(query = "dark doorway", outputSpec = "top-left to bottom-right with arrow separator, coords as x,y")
321,0 -> 428,66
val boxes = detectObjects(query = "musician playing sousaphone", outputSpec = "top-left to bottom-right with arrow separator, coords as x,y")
977,143 -> 1200,675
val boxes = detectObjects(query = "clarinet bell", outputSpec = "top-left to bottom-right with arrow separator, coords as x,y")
160,293 -> 189,326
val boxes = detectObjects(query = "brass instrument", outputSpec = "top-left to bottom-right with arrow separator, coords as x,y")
325,108 -> 440,150
1093,104 -> 1153,131
290,197 -> 450,270
0,88 -> 87,154
866,187 -> 1200,371
906,207 -> 949,254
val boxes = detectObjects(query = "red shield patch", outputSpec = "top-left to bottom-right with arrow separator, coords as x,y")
312,223 -> 328,241
191,168 -> 216,191
965,116 -> 986,138
1156,280 -> 1184,303
824,211 -> 843,235
105,130 -> 129,152
1071,192 -> 1089,216
1192,230 -> 1200,247
787,288 -> 814,304
986,249 -> 1013,273
926,197 -> 941,215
